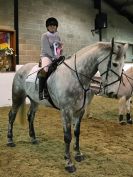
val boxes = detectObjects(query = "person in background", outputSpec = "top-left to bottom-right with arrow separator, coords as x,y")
39,17 -> 63,100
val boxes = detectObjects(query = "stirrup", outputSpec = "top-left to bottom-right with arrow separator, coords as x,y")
43,91 -> 49,99
39,92 -> 44,100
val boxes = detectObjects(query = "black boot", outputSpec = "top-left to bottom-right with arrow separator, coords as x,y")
38,70 -> 49,100
39,77 -> 45,100
43,82 -> 49,98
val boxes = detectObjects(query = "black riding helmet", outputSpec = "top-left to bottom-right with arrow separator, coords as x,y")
46,17 -> 58,27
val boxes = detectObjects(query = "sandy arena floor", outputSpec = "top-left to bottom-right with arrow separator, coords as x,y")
0,96 -> 133,177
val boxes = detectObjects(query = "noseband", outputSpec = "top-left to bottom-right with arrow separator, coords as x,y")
98,42 -> 123,89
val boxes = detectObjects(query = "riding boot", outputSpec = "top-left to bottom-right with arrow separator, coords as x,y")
38,69 -> 49,100
42,71 -> 49,98
43,82 -> 49,98
39,77 -> 45,100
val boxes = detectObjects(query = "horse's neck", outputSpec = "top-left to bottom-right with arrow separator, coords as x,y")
75,47 -> 106,78
59,45 -> 109,88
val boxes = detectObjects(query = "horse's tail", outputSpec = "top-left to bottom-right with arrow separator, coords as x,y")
17,100 -> 27,126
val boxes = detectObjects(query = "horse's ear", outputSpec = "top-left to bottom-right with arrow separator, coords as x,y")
123,43 -> 128,56
123,43 -> 128,51
111,37 -> 114,50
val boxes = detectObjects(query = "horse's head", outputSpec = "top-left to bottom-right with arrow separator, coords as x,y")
97,39 -> 128,98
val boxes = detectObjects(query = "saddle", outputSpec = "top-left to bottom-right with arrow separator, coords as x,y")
38,55 -> 65,79
37,56 -> 65,109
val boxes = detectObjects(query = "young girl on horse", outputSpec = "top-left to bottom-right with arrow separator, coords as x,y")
39,17 -> 63,100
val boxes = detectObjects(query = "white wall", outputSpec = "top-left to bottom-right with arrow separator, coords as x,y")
0,65 -> 22,107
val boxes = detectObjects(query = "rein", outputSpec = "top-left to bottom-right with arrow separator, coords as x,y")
62,42 -> 123,110
74,54 -> 91,111
63,54 -> 102,111
63,57 -> 100,84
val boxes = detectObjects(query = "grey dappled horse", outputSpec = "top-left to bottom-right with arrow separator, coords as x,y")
7,40 -> 128,172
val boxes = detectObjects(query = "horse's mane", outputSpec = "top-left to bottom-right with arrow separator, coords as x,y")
75,42 -> 111,57
69,41 -> 124,63
99,42 -> 125,61
98,42 -> 111,49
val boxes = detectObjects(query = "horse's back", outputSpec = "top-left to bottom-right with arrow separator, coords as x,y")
14,63 -> 36,79
12,63 -> 37,100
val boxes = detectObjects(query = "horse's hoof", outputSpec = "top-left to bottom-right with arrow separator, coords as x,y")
127,119 -> 133,124
75,153 -> 85,162
119,120 -> 127,125
65,164 -> 76,173
7,142 -> 16,147
31,139 -> 39,144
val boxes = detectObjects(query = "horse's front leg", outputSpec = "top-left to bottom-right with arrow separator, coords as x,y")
62,111 -> 76,173
126,97 -> 132,124
118,96 -> 127,125
73,110 -> 85,162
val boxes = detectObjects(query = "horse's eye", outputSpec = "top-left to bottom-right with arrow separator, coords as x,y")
113,63 -> 118,67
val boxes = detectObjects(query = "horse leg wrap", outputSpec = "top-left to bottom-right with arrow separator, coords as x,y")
119,115 -> 126,125
119,115 -> 123,122
126,113 -> 133,124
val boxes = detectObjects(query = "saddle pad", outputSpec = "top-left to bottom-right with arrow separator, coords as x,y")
26,64 -> 40,83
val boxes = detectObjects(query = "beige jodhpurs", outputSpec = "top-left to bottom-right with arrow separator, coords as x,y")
41,57 -> 52,72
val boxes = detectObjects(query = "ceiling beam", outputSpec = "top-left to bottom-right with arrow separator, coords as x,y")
103,0 -> 133,24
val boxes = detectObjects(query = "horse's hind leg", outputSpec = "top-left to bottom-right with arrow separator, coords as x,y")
27,99 -> 38,144
7,98 -> 25,147
7,110 -> 17,146
73,109 -> 85,162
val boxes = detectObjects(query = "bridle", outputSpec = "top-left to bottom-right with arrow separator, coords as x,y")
98,39 -> 123,89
